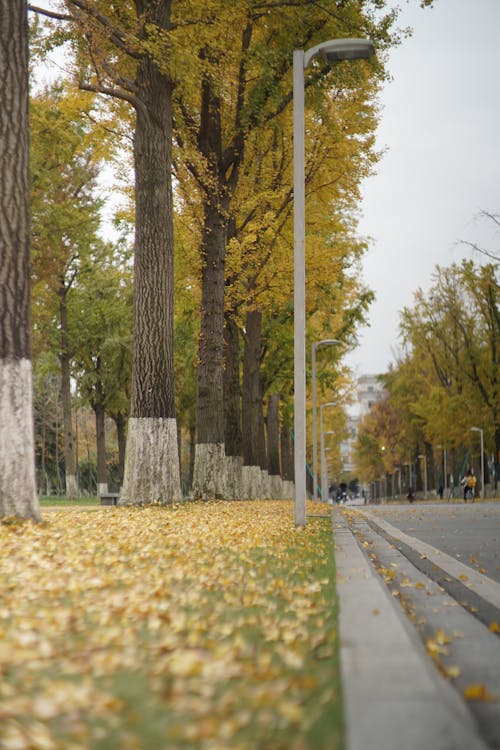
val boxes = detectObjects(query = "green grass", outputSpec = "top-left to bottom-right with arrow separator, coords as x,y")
38,495 -> 100,506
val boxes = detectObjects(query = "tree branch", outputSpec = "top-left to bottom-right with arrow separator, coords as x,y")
28,4 -> 73,21
66,0 -> 142,59
80,82 -> 144,117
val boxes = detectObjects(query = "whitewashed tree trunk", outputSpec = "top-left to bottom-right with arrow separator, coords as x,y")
0,361 -> 40,520
270,474 -> 284,500
66,474 -> 79,498
241,465 -> 262,500
260,470 -> 272,499
120,418 -> 181,504
192,443 -> 228,500
282,481 -> 294,500
0,3 -> 39,521
224,454 -> 243,500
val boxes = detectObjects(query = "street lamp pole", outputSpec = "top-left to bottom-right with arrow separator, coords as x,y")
312,338 -> 340,500
471,427 -> 485,499
293,38 -> 375,527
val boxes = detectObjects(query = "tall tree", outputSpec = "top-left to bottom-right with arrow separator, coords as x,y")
174,0 -> 397,498
70,257 -> 133,494
30,82 -> 107,498
0,0 -> 40,520
29,0 -> 183,503
400,261 -> 500,488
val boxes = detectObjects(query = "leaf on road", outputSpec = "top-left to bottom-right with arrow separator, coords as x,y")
463,684 -> 496,702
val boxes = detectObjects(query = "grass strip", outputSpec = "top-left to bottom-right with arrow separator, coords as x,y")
0,500 -> 343,750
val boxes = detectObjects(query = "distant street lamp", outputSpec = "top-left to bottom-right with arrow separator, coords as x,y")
418,454 -> 428,499
470,427 -> 485,499
311,339 -> 340,500
293,38 -> 375,526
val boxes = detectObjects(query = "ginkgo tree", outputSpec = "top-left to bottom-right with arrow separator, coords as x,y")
0,0 -> 40,520
355,260 -> 499,494
30,81 -> 110,498
29,0 -> 188,504
173,0 -> 400,498
400,261 -> 500,489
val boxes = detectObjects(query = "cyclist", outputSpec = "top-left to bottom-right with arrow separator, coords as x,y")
464,469 -> 476,502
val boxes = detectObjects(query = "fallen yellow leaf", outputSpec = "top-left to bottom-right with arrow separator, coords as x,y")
463,684 -> 494,702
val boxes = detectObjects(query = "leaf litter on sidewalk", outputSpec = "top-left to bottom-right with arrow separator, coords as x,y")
0,500 -> 342,750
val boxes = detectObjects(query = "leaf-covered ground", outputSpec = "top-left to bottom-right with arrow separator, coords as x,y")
0,500 -> 342,750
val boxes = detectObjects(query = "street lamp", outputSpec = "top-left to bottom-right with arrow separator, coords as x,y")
470,427 -> 485,499
312,339 -> 340,500
418,454 -> 427,499
293,38 -> 375,526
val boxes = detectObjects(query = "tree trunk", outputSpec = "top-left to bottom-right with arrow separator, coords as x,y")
241,310 -> 268,498
242,310 -> 267,468
267,394 -> 280,476
59,287 -> 78,498
267,393 -> 284,499
223,313 -> 242,457
192,74 -> 228,500
495,427 -> 500,492
281,424 -> 294,482
121,1 -> 181,504
112,412 -> 127,489
0,1 -> 39,521
93,401 -> 107,496
189,422 -> 195,493
222,313 -> 243,498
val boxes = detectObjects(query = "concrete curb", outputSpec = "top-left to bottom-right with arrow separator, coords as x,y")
333,507 -> 487,750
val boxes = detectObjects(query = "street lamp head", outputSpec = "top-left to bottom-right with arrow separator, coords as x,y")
318,338 -> 340,347
320,401 -> 337,410
304,38 -> 375,68
470,427 -> 481,433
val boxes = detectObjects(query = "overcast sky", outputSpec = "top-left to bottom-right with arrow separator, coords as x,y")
346,0 -> 500,376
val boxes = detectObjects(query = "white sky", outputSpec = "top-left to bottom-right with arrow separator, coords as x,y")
346,0 -> 500,376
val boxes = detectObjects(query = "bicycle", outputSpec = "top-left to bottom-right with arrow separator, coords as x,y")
464,486 -> 475,503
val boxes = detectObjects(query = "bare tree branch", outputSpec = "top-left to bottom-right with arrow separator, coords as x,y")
28,4 -> 73,21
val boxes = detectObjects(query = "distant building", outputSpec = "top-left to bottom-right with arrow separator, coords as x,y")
340,375 -> 386,476
357,374 -> 386,418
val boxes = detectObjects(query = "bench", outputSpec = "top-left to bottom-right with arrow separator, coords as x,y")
100,493 -> 120,506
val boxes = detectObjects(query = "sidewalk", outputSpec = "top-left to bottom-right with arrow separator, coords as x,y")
333,507 -> 489,750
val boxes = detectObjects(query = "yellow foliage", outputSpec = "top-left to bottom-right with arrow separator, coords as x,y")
0,501 -> 339,748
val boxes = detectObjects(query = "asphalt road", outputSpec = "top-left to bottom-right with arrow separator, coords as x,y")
365,501 -> 500,584
344,502 -> 500,749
